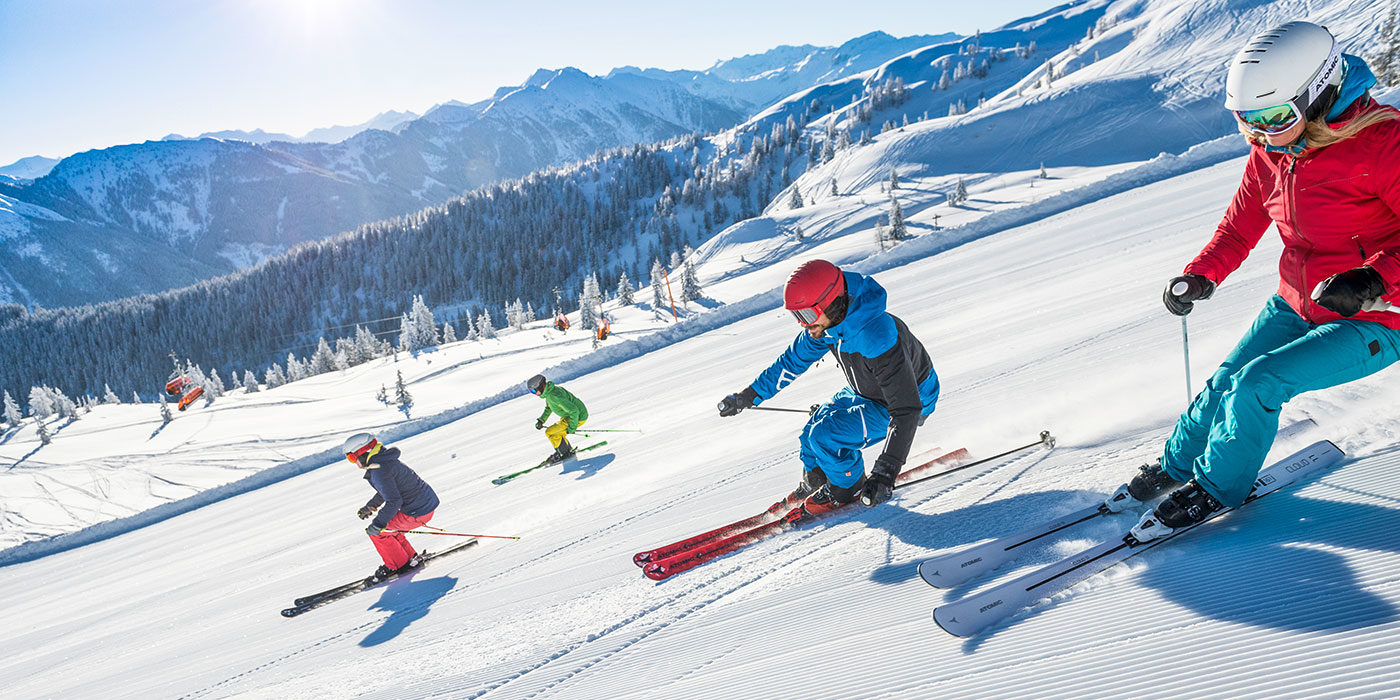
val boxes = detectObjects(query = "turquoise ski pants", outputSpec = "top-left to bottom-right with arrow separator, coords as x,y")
1163,295 -> 1400,506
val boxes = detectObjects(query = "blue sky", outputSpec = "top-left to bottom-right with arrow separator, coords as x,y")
0,0 -> 1058,165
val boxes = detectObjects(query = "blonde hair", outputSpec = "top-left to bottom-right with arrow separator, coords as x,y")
1242,105 -> 1400,149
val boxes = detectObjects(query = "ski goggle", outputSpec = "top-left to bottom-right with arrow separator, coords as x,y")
345,439 -> 379,463
1234,102 -> 1302,135
791,307 -> 821,325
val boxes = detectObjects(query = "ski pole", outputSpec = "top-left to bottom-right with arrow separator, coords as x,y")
386,530 -> 520,540
746,404 -> 821,415
896,430 -> 1055,491
578,428 -> 644,433
1171,279 -> 1195,407
1179,314 -> 1193,406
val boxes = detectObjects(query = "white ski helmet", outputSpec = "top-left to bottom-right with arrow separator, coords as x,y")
1225,22 -> 1344,126
341,432 -> 380,464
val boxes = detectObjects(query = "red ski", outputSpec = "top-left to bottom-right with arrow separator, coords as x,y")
635,447 -> 970,577
632,492 -> 805,566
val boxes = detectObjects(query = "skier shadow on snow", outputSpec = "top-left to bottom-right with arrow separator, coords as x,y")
864,486 -> 1400,644
865,488 -> 1104,588
1133,493 -> 1400,634
558,453 -> 616,480
359,574 -> 458,647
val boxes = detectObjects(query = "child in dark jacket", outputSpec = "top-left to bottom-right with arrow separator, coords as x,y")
343,433 -> 441,581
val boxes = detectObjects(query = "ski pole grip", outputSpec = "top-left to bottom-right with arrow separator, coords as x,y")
1171,280 -> 1189,296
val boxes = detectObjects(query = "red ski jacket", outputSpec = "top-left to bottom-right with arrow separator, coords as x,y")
1185,99 -> 1400,329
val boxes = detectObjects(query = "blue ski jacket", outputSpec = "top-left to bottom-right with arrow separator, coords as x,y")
363,447 -> 440,529
749,271 -> 939,470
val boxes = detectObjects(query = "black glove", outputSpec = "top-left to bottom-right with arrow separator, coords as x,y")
357,505 -> 376,520
1162,274 -> 1216,316
860,455 -> 901,506
1312,266 -> 1385,317
366,523 -> 384,536
717,386 -> 759,417
861,474 -> 895,507
535,418 -> 545,430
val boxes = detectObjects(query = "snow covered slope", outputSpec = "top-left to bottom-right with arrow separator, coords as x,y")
6,124 -> 1400,699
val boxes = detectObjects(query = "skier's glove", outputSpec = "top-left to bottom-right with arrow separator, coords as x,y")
860,474 -> 896,507
535,418 -> 545,430
565,421 -> 576,435
717,386 -> 759,417
861,455 -> 901,506
1162,274 -> 1215,316
1312,266 -> 1386,317
365,523 -> 384,536
357,506 -> 376,520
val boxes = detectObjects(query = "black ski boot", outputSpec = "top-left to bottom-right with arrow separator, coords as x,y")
546,440 -> 576,465
1129,480 -> 1222,542
796,475 -> 865,519
789,468 -> 828,502
369,564 -> 396,583
396,554 -> 424,574
1104,459 -> 1184,512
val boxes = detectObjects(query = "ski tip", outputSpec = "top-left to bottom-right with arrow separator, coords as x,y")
633,552 -> 652,567
281,608 -> 302,618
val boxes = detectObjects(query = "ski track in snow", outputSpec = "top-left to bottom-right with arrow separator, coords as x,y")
369,445 -> 1049,700
183,450 -> 802,698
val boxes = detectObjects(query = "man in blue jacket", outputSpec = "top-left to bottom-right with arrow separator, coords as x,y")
343,432 -> 441,582
718,260 -> 940,509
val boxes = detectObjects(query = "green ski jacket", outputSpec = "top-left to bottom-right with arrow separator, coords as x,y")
536,382 -> 588,425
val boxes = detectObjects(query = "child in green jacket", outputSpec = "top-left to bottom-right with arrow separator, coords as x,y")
526,374 -> 589,464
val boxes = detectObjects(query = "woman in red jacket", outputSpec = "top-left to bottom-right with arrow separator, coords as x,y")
1119,22 -> 1400,541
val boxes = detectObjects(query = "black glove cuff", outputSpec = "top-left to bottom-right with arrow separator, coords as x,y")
871,455 -> 901,484
739,386 -> 759,404
1361,266 -> 1386,297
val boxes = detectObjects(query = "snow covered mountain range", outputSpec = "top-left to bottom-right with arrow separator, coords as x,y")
159,109 -> 421,145
0,155 -> 60,180
0,31 -> 953,308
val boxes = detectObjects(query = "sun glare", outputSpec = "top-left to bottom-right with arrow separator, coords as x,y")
257,0 -> 358,42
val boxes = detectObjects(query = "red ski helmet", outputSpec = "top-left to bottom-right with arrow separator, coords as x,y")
784,260 -> 846,324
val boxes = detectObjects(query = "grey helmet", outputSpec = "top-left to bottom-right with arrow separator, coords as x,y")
526,374 -> 547,394
341,432 -> 379,464
1225,22 -> 1344,121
